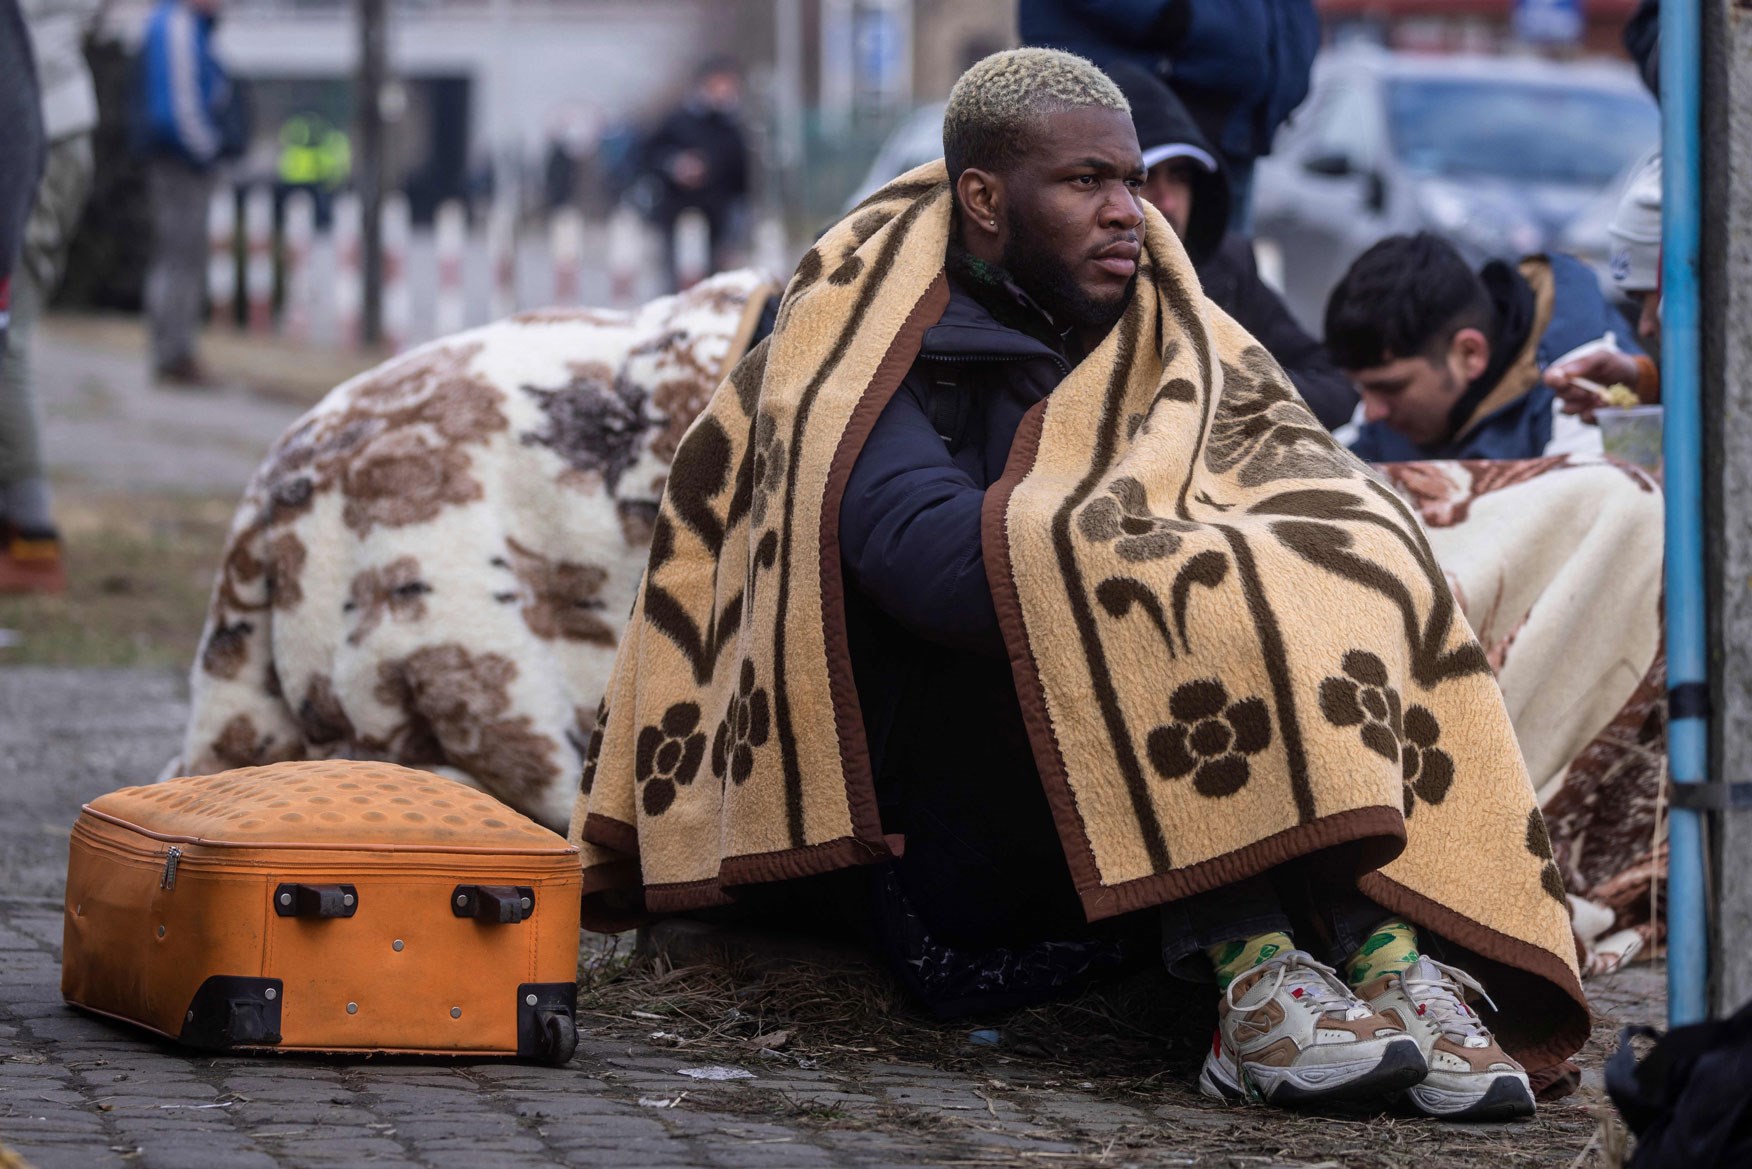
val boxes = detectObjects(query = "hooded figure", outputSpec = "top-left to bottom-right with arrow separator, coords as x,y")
1108,62 -> 1357,429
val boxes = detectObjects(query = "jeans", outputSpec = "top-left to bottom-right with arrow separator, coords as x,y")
145,157 -> 216,369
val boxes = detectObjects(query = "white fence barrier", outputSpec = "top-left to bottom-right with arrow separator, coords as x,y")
203,187 -> 782,351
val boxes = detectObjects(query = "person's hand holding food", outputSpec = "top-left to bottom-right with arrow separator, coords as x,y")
1543,350 -> 1658,423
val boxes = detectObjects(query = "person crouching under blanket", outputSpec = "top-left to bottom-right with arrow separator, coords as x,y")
575,49 -> 1583,1123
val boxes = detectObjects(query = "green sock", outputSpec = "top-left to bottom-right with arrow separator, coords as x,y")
1207,930 -> 1295,990
1344,918 -> 1422,988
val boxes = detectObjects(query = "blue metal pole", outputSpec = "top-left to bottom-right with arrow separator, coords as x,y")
1660,0 -> 1709,1027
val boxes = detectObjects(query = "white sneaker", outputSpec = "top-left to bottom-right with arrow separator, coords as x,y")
1360,956 -> 1534,1120
1199,950 -> 1427,1107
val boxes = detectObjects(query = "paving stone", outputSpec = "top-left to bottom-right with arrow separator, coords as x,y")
5,1146 -> 135,1169
136,1147 -> 279,1169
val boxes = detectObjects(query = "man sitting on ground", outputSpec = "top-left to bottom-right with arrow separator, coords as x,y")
1326,232 -> 1642,461
573,50 -> 1583,1121
1105,61 -> 1356,429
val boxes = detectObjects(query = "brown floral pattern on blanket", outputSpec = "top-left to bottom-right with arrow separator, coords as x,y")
495,537 -> 615,646
345,557 -> 432,645
179,272 -> 772,829
372,644 -> 558,809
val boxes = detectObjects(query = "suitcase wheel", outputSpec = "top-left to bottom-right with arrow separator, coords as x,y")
536,1010 -> 579,1067
517,982 -> 579,1066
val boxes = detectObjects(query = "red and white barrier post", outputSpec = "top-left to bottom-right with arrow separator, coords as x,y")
280,190 -> 315,342
207,186 -> 237,327
550,206 -> 583,306
331,192 -> 362,348
434,200 -> 467,336
487,197 -> 516,321
244,186 -> 274,333
672,208 -> 710,292
381,192 -> 411,351
606,204 -> 643,307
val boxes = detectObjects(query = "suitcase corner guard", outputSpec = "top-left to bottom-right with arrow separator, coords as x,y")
180,976 -> 284,1050
517,982 -> 578,1066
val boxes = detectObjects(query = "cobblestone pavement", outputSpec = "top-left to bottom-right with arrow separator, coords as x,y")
1,668 -> 1662,1169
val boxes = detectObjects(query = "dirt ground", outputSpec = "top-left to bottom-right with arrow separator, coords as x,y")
0,318 -> 1662,1168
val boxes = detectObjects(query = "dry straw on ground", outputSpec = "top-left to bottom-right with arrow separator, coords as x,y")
577,931 -> 1619,1168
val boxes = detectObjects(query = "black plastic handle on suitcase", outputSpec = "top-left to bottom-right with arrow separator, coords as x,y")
452,885 -> 534,924
273,883 -> 357,918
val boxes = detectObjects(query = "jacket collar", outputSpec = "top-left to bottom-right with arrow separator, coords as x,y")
922,242 -> 1071,364
1450,257 -> 1556,441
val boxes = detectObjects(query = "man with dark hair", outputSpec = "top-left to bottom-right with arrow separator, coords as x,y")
1105,61 -> 1355,428
1326,233 -> 1640,461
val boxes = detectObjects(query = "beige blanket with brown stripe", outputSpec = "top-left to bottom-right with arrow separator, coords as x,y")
571,163 -> 1586,1070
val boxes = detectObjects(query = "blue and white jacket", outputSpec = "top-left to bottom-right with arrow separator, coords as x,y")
138,0 -> 233,167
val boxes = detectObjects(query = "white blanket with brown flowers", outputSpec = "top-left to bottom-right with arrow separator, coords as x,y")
171,272 -> 773,829
1380,456 -> 1666,976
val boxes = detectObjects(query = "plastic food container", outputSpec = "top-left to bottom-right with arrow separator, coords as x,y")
1597,405 -> 1663,475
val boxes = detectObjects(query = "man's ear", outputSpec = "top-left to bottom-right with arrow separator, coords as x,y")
955,168 -> 1003,244
1449,327 -> 1492,383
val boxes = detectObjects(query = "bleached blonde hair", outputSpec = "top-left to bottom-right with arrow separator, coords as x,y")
942,48 -> 1130,186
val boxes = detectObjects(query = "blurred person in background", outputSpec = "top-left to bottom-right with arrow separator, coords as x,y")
639,56 -> 750,292
1107,61 -> 1355,428
1624,0 -> 1660,98
138,0 -> 244,387
1,0 -> 96,594
1325,232 -> 1642,462
1018,0 -> 1319,233
1,0 -> 45,361
1545,152 -> 1663,421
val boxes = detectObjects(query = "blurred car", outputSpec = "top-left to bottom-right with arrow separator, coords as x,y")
1252,46 -> 1659,333
844,102 -> 946,211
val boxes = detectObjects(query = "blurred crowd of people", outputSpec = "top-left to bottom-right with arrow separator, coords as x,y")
0,0 -> 1670,598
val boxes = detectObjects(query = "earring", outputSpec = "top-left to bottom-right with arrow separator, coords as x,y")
988,217 -> 996,228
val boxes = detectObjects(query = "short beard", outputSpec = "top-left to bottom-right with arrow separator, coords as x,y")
1001,207 -> 1136,335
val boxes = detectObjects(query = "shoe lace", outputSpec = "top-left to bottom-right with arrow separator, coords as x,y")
1400,959 -> 1500,1047
1226,949 -> 1370,1021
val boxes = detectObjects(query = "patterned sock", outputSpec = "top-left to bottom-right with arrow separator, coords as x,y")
1207,930 -> 1295,990
1343,918 -> 1422,988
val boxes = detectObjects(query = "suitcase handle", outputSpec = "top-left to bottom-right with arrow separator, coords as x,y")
452,885 -> 534,924
274,883 -> 358,918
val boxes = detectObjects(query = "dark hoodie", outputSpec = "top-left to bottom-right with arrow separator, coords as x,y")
1106,62 -> 1358,429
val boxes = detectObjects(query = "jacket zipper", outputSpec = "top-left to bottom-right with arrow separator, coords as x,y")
161,846 -> 181,890
923,351 -> 1072,376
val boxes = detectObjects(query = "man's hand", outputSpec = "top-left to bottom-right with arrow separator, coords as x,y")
669,151 -> 709,189
1542,350 -> 1643,423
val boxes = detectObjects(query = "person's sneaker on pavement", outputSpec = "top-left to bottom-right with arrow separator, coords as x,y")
0,524 -> 67,594
1199,949 -> 1427,1107
1359,955 -> 1534,1120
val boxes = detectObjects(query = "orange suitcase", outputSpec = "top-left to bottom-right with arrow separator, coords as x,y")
61,761 -> 583,1064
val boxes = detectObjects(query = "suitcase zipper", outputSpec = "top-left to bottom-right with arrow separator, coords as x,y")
161,846 -> 182,889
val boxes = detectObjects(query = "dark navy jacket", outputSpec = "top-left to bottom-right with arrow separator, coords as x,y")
1018,0 -> 1320,168
1348,254 -> 1642,463
840,280 -> 1070,670
838,274 -> 1090,948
